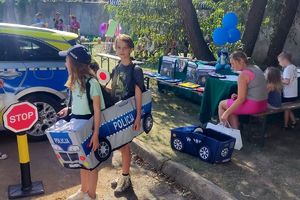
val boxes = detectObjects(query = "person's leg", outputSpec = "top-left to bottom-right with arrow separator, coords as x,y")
67,169 -> 89,200
81,169 -> 89,192
113,144 -> 132,193
228,114 -> 239,129
87,169 -> 98,199
284,110 -> 289,128
289,110 -> 296,124
218,100 -> 228,122
120,144 -> 131,174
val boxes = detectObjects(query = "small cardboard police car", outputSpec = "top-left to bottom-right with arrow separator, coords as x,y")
46,89 -> 153,170
170,125 -> 235,164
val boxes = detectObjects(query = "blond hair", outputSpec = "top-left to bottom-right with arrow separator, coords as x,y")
277,51 -> 292,62
265,67 -> 282,92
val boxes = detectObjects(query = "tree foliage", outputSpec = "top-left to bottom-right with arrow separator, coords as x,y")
107,0 -> 253,61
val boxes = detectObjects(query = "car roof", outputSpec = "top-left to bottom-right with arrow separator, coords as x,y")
0,23 -> 78,50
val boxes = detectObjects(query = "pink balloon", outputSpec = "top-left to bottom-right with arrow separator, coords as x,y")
99,23 -> 108,36
115,24 -> 122,37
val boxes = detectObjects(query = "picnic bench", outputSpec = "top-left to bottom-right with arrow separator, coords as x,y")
96,53 -> 144,72
243,100 -> 300,146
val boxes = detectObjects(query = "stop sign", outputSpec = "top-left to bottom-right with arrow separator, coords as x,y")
3,102 -> 38,133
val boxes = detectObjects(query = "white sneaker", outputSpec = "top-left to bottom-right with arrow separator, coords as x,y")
114,175 -> 132,193
67,189 -> 87,200
83,194 -> 98,200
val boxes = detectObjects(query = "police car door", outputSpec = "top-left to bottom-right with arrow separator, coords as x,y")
0,34 -> 25,109
16,37 -> 67,92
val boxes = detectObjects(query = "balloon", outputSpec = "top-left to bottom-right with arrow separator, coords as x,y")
222,12 -> 238,29
99,22 -> 108,36
228,28 -> 241,43
212,27 -> 229,46
115,24 -> 122,36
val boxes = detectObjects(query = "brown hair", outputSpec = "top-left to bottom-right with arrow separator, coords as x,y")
115,34 -> 135,49
65,56 -> 96,92
230,51 -> 248,64
89,60 -> 100,73
277,51 -> 292,62
265,67 -> 282,92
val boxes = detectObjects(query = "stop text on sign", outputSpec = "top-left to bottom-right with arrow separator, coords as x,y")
9,112 -> 35,123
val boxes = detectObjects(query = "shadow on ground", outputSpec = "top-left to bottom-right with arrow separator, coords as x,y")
138,82 -> 300,200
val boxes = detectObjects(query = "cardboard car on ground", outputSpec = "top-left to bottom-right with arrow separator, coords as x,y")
170,125 -> 235,163
46,90 -> 153,170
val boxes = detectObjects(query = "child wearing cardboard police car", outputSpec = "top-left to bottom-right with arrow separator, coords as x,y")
110,34 -> 145,194
57,45 -> 105,200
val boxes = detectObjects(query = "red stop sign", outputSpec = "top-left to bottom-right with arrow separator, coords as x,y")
3,102 -> 38,133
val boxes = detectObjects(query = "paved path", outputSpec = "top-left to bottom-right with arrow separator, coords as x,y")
0,133 -> 198,200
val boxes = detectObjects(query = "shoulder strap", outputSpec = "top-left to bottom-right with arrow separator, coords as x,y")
86,77 -> 94,115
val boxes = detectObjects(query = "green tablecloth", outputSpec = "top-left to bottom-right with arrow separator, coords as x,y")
199,77 -> 237,123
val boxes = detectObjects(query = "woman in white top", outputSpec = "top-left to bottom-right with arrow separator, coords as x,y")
278,52 -> 298,129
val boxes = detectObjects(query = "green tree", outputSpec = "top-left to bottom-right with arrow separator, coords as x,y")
106,0 -> 253,61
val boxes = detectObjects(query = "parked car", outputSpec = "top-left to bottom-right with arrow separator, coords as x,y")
0,23 -> 78,141
170,125 -> 235,163
46,90 -> 153,170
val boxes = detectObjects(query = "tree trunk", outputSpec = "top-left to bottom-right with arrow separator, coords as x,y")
242,0 -> 268,57
264,0 -> 300,66
4,0 -> 17,23
176,0 -> 215,61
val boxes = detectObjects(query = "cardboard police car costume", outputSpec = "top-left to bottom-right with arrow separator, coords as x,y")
46,72 -> 153,170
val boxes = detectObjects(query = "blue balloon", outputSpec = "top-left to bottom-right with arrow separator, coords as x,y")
213,27 -> 229,46
228,28 -> 241,43
222,12 -> 238,29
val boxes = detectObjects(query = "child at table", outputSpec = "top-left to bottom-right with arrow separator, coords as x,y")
278,52 -> 298,129
265,67 -> 282,109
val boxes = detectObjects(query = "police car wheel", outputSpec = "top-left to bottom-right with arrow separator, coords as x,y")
94,139 -> 111,162
21,94 -> 62,141
199,146 -> 210,160
143,114 -> 153,134
172,138 -> 184,151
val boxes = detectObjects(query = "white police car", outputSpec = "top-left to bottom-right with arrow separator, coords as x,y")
0,23 -> 78,140
46,90 -> 153,170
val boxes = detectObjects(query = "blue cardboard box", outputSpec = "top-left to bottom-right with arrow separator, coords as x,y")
171,125 -> 235,163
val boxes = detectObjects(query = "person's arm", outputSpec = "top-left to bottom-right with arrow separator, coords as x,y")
89,95 -> 101,151
282,78 -> 290,85
221,73 -> 248,122
133,85 -> 142,131
133,66 -> 144,131
282,66 -> 293,85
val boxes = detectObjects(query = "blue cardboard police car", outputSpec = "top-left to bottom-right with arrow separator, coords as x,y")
171,125 -> 235,163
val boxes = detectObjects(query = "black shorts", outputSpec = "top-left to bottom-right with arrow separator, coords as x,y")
282,97 -> 298,103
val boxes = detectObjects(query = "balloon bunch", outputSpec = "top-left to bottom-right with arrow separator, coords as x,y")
99,22 -> 122,37
212,12 -> 241,46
